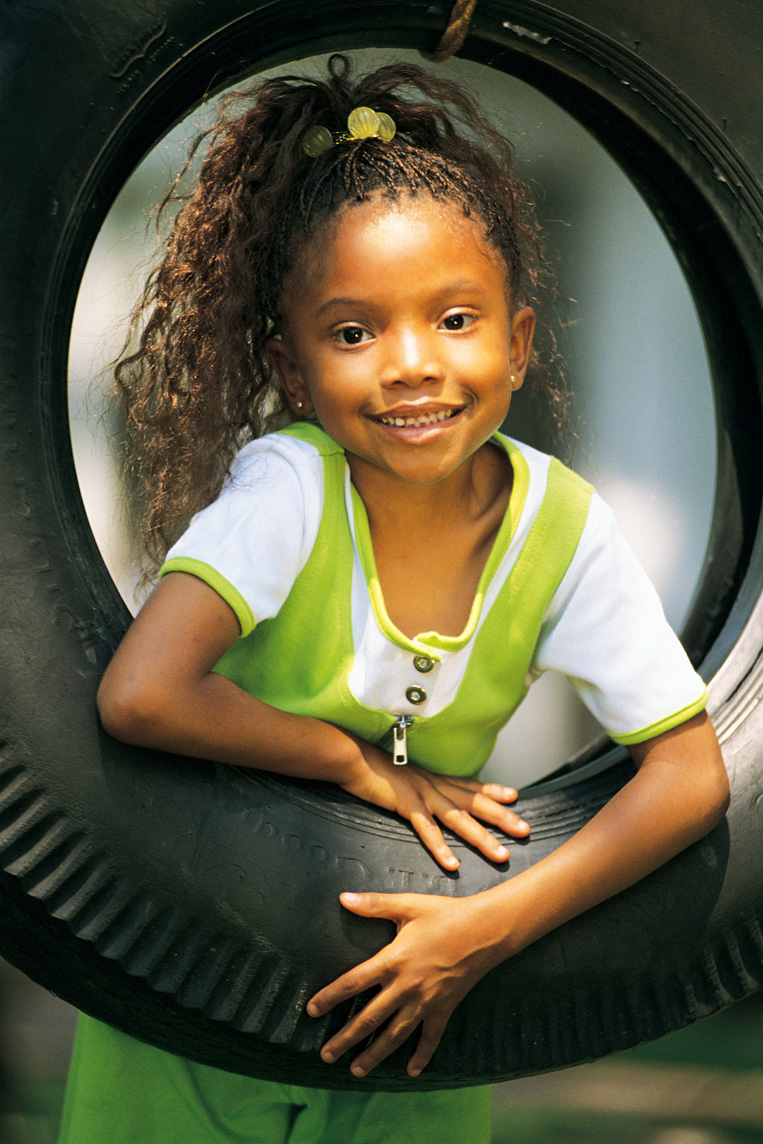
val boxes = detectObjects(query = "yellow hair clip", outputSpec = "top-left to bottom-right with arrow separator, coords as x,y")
301,125 -> 334,157
302,107 -> 397,157
347,107 -> 396,141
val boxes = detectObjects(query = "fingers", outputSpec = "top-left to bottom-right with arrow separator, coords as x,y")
305,927 -> 409,1073
409,797 -> 522,869
310,973 -> 451,1078
337,890 -> 404,917
433,803 -> 509,864
306,892 -> 467,1077
334,1003 -> 449,1080
306,955 -> 382,1022
318,988 -> 403,1072
391,784 -> 458,870
309,965 -> 444,1078
483,782 -> 519,802
306,893 -> 410,1019
421,785 -> 529,863
427,775 -> 531,845
447,778 -> 520,804
347,1010 -> 425,1078
398,772 -> 530,869
464,790 -> 531,840
406,1014 -> 449,1077
408,806 -> 461,870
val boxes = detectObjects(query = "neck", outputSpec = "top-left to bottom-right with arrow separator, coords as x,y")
347,441 -> 513,640
347,441 -> 508,531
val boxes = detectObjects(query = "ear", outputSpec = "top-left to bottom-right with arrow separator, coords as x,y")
508,306 -> 536,391
266,336 -> 314,415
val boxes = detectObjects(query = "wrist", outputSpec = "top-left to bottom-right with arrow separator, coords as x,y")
307,722 -> 377,788
448,890 -> 517,975
336,733 -> 392,789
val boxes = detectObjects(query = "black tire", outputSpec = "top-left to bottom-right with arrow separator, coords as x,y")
0,0 -> 761,1090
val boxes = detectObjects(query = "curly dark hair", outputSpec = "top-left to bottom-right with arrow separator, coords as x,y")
116,54 -> 567,575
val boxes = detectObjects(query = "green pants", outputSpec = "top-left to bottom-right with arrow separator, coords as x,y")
58,1016 -> 491,1144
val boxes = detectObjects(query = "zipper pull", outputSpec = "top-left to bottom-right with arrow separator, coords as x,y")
384,715 -> 413,765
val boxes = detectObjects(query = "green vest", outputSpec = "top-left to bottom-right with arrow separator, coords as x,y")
213,425 -> 592,778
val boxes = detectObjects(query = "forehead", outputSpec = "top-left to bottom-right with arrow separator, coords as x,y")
292,193 -> 508,301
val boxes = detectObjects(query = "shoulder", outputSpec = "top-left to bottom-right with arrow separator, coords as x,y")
541,479 -> 667,644
222,424 -> 344,500
227,426 -> 330,485
494,432 -> 552,484
276,422 -> 345,457
497,434 -> 591,495
495,433 -> 593,538
161,429 -> 343,630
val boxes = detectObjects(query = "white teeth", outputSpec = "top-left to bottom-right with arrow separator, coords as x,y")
379,409 -> 457,427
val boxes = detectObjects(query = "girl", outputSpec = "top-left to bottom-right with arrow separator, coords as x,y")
59,55 -> 729,1144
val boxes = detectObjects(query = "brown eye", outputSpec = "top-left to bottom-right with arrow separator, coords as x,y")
335,326 -> 369,345
441,313 -> 475,331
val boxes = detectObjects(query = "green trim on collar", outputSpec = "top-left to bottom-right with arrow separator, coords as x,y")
278,422 -> 344,454
349,435 -> 531,655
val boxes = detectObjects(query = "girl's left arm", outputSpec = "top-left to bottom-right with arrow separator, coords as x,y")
308,711 -> 729,1077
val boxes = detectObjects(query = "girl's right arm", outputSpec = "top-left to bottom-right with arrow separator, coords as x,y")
97,571 -> 529,869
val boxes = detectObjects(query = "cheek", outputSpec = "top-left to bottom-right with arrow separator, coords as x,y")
467,343 -> 514,392
309,355 -> 367,401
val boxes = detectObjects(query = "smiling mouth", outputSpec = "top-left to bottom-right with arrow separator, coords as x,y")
376,408 -> 461,428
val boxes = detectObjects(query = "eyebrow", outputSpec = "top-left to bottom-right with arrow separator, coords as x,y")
316,297 -> 363,316
316,281 -> 490,316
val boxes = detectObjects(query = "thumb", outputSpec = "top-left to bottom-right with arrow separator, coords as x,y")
339,891 -> 411,921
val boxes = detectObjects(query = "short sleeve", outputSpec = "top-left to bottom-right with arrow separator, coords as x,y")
160,435 -> 323,636
532,493 -> 708,743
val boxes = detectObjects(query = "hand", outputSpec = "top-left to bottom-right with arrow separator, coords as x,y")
341,741 -> 530,871
307,890 -> 502,1077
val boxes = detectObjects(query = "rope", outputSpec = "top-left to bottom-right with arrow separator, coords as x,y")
425,0 -> 479,62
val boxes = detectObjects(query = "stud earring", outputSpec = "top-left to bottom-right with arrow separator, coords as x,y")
295,400 -> 304,411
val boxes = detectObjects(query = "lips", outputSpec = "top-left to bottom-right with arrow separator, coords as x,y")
375,408 -> 461,428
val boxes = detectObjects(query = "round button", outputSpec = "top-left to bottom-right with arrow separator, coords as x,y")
406,686 -> 427,705
413,655 -> 434,673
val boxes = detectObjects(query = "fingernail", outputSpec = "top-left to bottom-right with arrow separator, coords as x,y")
496,845 -> 508,860
321,1049 -> 335,1063
351,1063 -> 366,1077
341,892 -> 360,904
306,1002 -> 319,1017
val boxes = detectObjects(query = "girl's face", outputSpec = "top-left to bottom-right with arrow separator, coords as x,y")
268,194 -> 535,492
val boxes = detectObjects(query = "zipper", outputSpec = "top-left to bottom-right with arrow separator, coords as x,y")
379,715 -> 414,765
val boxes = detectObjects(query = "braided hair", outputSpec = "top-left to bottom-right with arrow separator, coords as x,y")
116,54 -> 565,574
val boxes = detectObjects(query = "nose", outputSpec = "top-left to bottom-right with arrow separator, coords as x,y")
379,325 -> 444,388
